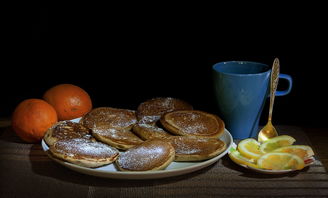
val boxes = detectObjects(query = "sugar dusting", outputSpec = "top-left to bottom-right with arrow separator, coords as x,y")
170,137 -> 201,154
169,137 -> 221,155
137,123 -> 166,133
82,107 -> 137,130
183,124 -> 207,134
54,138 -> 119,158
137,97 -> 192,123
93,127 -> 143,143
133,123 -> 172,140
117,140 -> 172,171
139,115 -> 161,124
171,111 -> 217,135
52,121 -> 92,140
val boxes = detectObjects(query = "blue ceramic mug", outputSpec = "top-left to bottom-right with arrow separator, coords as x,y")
212,61 -> 292,139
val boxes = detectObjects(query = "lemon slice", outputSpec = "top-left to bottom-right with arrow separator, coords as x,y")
273,145 -> 314,159
237,138 -> 263,161
259,135 -> 296,153
257,152 -> 305,170
229,149 -> 258,168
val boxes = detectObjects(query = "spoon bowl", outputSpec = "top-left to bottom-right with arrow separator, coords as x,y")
258,121 -> 278,142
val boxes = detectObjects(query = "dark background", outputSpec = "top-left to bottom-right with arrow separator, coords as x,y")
2,7 -> 327,127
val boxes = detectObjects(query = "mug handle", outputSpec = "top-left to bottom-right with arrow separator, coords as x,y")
275,74 -> 293,96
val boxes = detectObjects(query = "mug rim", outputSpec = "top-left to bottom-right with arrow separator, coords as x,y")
212,61 -> 271,76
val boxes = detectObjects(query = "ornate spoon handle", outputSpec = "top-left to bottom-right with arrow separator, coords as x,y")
268,58 -> 280,122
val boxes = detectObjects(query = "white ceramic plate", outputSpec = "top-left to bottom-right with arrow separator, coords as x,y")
229,142 -> 315,174
42,120 -> 233,179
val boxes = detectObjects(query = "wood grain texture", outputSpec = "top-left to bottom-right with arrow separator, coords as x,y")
304,127 -> 328,171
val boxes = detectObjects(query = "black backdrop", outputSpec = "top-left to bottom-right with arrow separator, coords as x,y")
2,8 -> 326,128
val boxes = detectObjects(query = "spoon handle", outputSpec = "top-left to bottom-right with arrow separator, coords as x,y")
268,58 -> 280,122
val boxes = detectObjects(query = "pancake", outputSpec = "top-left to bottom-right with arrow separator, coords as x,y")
136,97 -> 193,124
132,123 -> 172,140
44,121 -> 93,146
92,127 -> 143,150
80,107 -> 137,130
49,138 -> 119,168
80,107 -> 143,150
116,139 -> 175,171
166,136 -> 226,161
160,110 -> 225,138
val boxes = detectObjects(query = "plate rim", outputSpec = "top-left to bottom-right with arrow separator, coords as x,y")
42,128 -> 233,179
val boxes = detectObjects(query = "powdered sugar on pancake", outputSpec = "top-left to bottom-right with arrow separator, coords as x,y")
117,140 -> 173,171
137,123 -> 167,133
44,121 -> 93,146
52,121 -> 92,139
136,97 -> 193,124
168,136 -> 223,155
82,107 -> 137,130
170,138 -> 201,154
52,138 -> 119,158
139,115 -> 161,124
183,124 -> 208,134
170,111 -> 218,135
93,127 -> 143,143
132,123 -> 172,140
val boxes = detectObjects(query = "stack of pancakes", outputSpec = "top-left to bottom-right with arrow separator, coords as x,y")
45,97 -> 226,171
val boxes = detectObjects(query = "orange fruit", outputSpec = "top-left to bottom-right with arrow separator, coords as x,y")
12,99 -> 58,143
43,84 -> 92,121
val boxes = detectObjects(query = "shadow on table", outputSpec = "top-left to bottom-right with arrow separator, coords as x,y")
29,144 -> 215,188
0,126 -> 26,143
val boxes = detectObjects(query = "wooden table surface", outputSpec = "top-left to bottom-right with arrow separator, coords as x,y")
1,120 -> 328,197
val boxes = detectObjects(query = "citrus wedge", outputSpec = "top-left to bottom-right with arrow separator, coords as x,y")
237,138 -> 263,161
260,135 -> 296,153
257,152 -> 305,170
229,149 -> 258,168
273,145 -> 314,160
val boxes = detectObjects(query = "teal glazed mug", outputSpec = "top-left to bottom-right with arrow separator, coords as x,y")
212,61 -> 292,139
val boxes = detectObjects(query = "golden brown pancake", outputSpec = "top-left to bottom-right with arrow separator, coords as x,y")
80,107 -> 143,150
49,138 -> 119,168
134,97 -> 192,140
166,136 -> 226,161
132,123 -> 172,140
116,139 -> 175,171
80,107 -> 137,130
160,110 -> 225,138
136,97 -> 193,124
92,127 -> 143,150
44,121 -> 93,146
